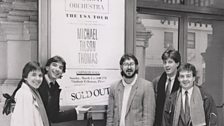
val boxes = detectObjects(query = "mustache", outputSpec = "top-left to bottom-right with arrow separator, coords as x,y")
126,69 -> 133,72
121,69 -> 138,77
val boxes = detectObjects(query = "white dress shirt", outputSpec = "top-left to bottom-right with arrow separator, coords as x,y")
165,75 -> 176,93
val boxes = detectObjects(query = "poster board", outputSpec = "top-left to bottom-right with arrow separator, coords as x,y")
50,0 -> 125,106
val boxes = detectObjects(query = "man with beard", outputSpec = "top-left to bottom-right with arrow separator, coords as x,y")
38,56 -> 90,124
153,49 -> 181,126
106,54 -> 155,126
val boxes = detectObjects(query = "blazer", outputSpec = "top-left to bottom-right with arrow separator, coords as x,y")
106,78 -> 155,126
38,77 -> 77,123
162,86 -> 218,126
153,72 -> 180,126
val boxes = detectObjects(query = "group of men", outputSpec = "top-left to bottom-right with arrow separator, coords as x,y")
37,49 -> 217,126
106,49 -> 218,126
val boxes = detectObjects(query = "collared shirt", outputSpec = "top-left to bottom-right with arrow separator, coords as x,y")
120,74 -> 138,126
181,87 -> 193,112
44,74 -> 54,88
165,75 -> 176,93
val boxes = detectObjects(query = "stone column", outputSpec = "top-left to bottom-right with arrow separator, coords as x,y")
135,17 -> 152,78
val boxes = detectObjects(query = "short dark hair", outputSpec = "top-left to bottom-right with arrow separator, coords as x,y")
162,49 -> 181,67
22,61 -> 43,79
13,61 -> 43,97
45,55 -> 66,73
178,63 -> 197,77
119,54 -> 138,66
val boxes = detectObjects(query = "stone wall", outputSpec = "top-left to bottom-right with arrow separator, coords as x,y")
0,0 -> 37,125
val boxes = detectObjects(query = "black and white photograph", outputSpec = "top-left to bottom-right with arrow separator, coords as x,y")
0,0 -> 224,126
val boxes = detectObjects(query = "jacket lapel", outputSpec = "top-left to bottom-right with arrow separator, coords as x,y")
125,79 -> 138,116
171,76 -> 180,93
117,81 -> 124,119
180,100 -> 186,124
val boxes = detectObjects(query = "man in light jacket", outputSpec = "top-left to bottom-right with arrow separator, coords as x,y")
106,54 -> 155,126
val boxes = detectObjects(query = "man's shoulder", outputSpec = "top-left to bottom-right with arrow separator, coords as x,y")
138,78 -> 151,82
152,74 -> 164,89
152,72 -> 167,84
197,86 -> 214,100
137,78 -> 154,87
152,75 -> 161,83
109,80 -> 122,88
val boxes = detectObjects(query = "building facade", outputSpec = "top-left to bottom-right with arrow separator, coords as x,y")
0,0 -> 224,125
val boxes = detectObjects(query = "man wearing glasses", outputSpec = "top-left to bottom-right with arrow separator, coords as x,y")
106,54 -> 155,126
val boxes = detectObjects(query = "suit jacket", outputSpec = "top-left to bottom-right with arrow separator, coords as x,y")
106,78 -> 155,126
153,72 -> 180,126
162,86 -> 218,126
38,77 -> 77,123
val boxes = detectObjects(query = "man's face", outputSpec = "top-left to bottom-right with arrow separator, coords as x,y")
25,70 -> 43,89
178,70 -> 195,90
46,62 -> 64,80
163,58 -> 179,76
121,58 -> 137,78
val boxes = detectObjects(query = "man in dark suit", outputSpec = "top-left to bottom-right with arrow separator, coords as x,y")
38,56 -> 90,124
106,54 -> 155,126
153,49 -> 181,126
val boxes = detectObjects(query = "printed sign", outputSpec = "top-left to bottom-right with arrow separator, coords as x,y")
50,0 -> 125,105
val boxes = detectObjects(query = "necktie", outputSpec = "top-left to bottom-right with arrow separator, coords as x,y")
49,82 -> 53,88
166,78 -> 171,96
48,82 -> 54,104
185,91 -> 191,125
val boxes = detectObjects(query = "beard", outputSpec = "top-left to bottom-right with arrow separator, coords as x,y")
122,69 -> 138,78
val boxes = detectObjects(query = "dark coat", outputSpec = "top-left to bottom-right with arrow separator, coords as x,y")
153,72 -> 180,126
163,87 -> 218,126
38,77 -> 77,123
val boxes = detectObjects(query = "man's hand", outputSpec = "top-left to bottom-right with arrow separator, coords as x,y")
76,105 -> 92,114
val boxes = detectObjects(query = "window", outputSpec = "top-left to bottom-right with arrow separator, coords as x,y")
136,14 -> 178,81
137,1 -> 224,125
187,32 -> 195,49
164,32 -> 173,48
